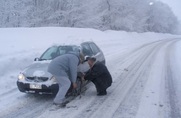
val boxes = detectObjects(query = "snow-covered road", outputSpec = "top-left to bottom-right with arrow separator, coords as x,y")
1,37 -> 181,118
0,28 -> 181,118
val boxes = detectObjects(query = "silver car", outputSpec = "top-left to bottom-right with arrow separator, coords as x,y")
17,41 -> 105,94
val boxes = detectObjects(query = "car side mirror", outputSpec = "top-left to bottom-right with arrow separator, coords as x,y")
34,58 -> 40,61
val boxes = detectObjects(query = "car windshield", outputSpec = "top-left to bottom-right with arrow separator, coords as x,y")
39,45 -> 80,60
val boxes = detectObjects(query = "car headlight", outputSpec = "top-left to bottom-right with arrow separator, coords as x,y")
18,73 -> 25,81
50,76 -> 57,83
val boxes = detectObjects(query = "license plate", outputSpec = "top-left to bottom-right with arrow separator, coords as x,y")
30,84 -> 42,89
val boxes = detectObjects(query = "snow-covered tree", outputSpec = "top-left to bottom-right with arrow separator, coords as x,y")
145,1 -> 178,33
0,0 -> 179,34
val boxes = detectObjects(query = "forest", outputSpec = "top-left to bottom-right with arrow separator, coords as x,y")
0,0 -> 179,34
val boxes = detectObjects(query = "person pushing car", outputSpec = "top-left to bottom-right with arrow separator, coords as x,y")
48,51 -> 84,107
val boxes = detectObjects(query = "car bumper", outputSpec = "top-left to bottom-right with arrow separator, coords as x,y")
17,81 -> 59,94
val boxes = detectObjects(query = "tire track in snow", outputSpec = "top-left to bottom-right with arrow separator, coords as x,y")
88,39 -> 176,118
165,39 -> 181,118
112,42 -> 164,117
47,39 -> 176,118
71,39 -> 180,118
113,38 -> 180,118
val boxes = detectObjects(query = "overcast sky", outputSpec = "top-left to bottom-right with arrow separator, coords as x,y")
158,0 -> 181,21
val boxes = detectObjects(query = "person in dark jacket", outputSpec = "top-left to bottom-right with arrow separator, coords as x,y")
84,57 -> 112,96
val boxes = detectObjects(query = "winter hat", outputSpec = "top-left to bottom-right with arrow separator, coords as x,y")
87,56 -> 96,62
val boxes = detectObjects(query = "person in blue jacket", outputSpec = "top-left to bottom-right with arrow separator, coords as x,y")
48,52 -> 84,106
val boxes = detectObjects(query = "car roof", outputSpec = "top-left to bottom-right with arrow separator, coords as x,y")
50,41 -> 95,47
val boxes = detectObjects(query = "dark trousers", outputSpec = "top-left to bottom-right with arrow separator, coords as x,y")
92,79 -> 106,93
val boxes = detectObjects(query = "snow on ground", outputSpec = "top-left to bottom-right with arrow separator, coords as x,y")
0,27 -> 181,118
